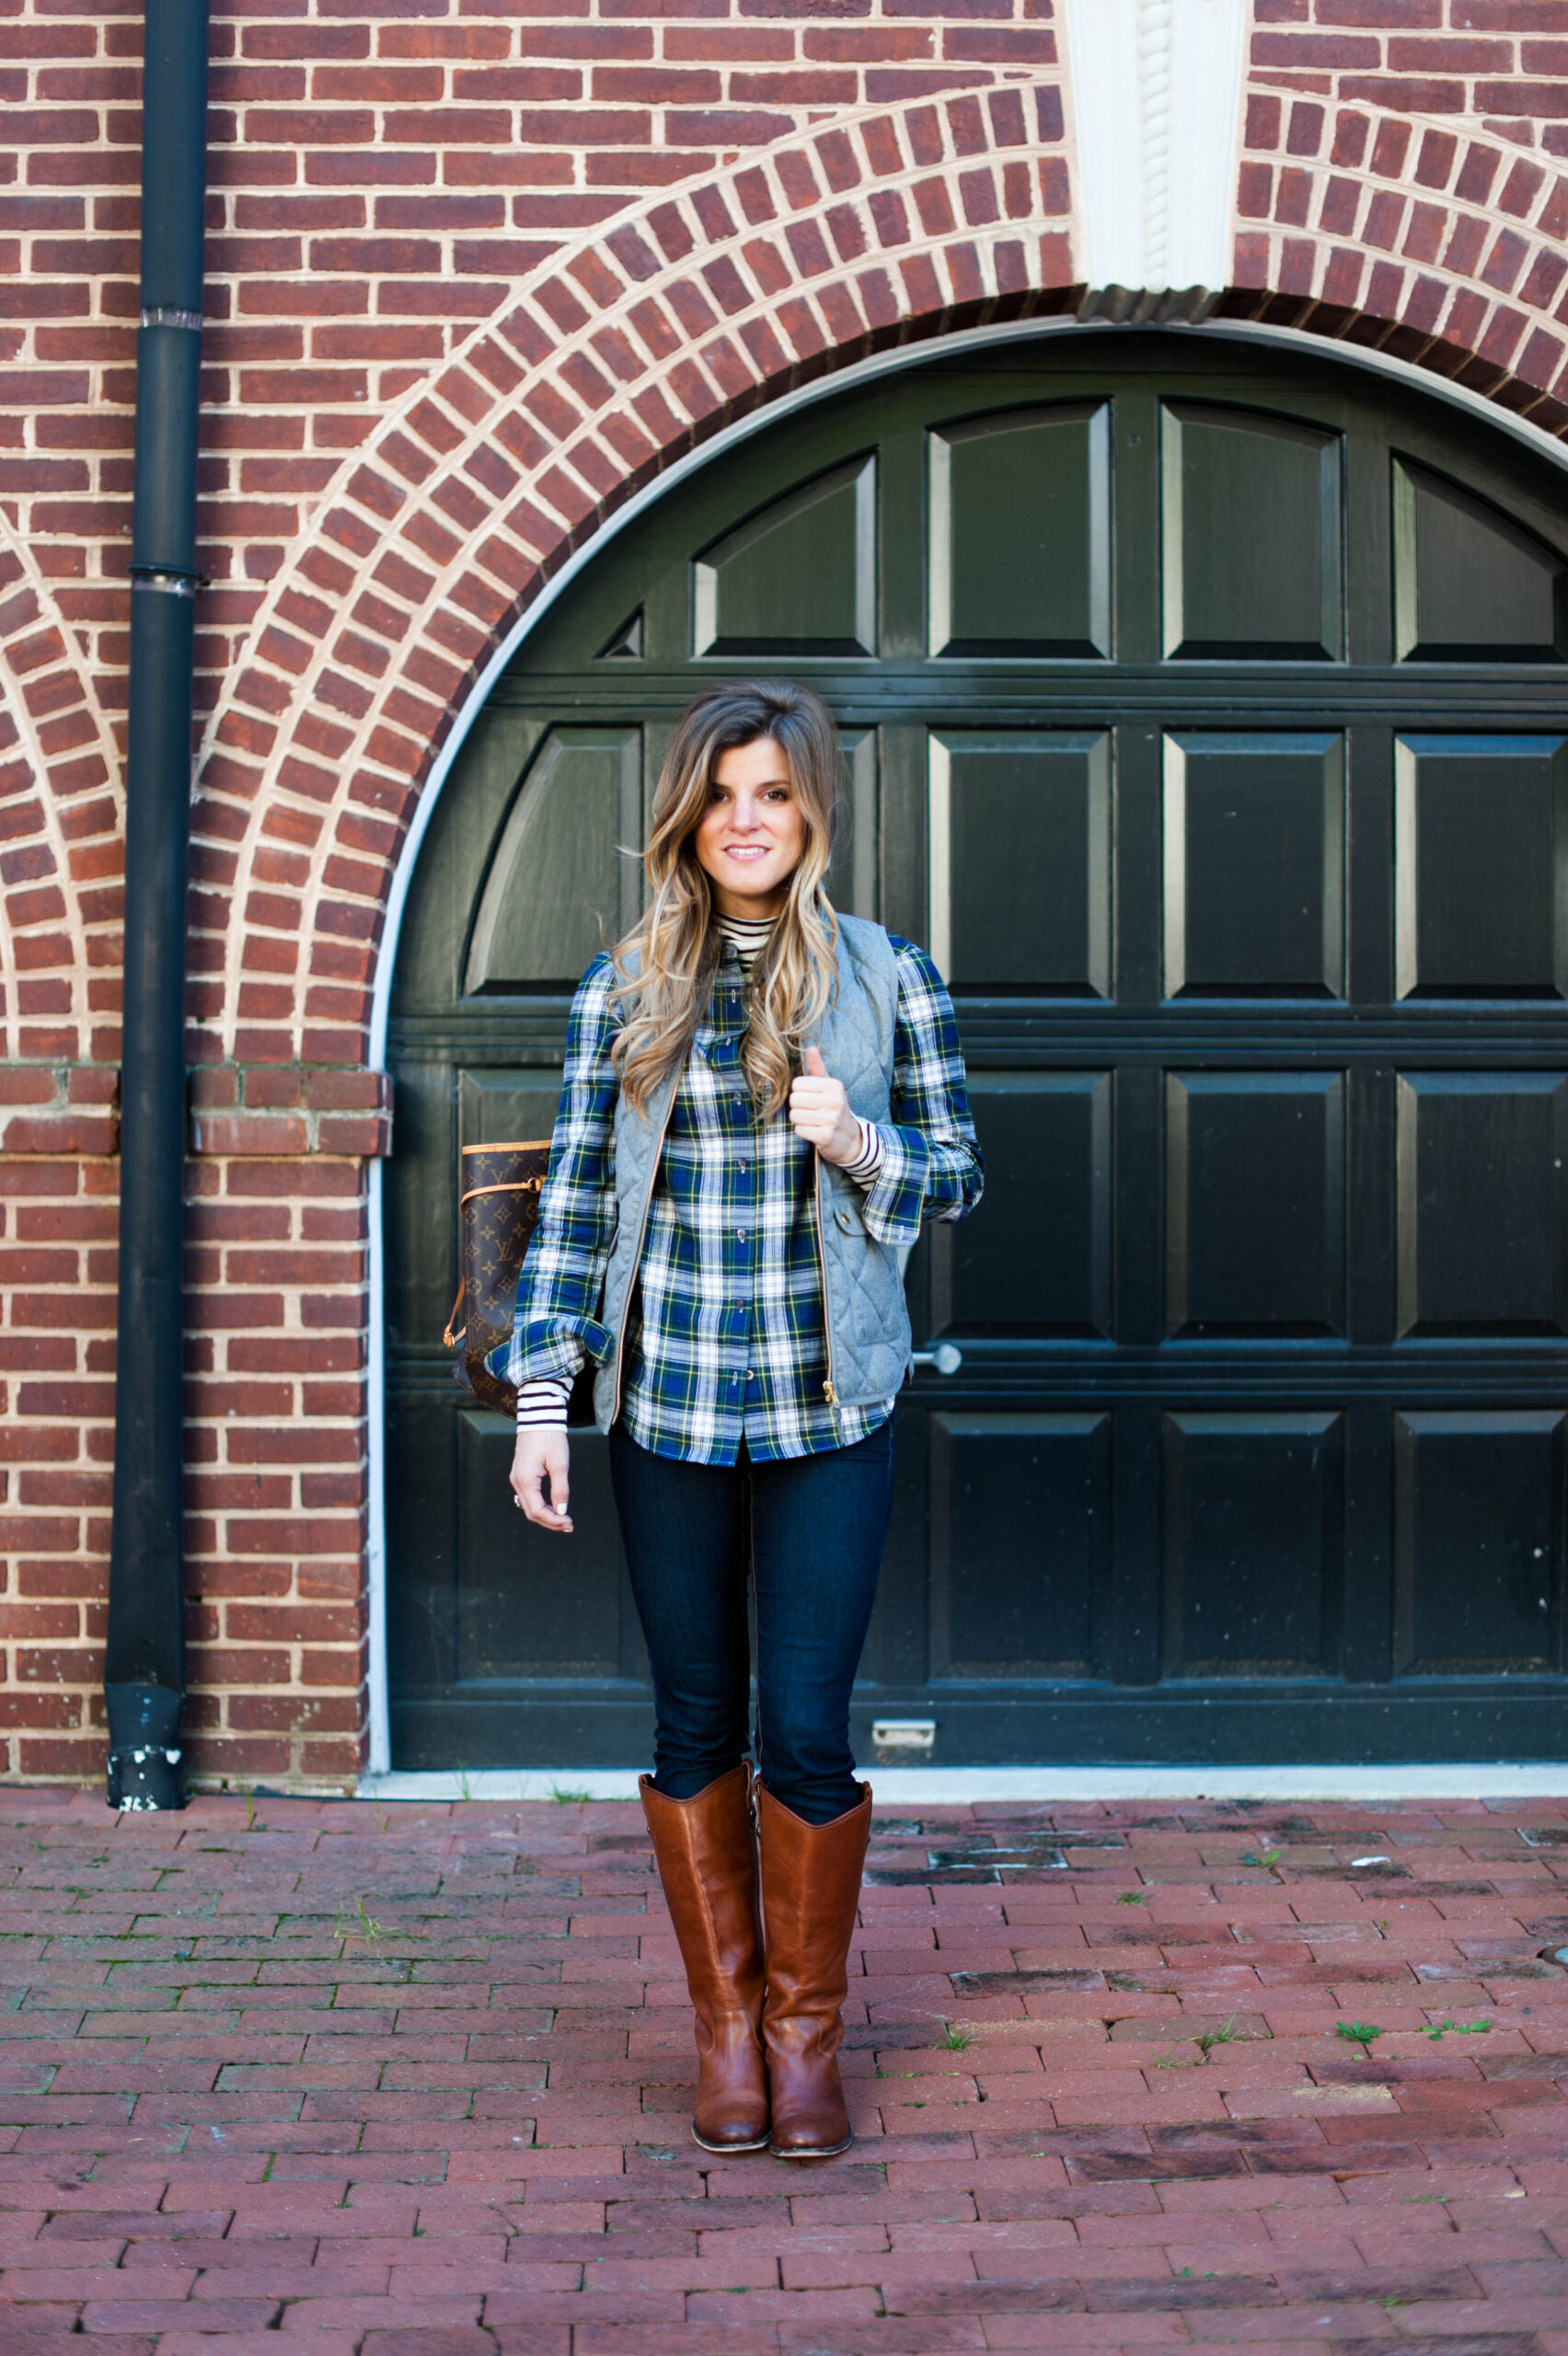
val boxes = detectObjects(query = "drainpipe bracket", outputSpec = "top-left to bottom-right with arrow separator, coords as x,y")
130,567 -> 205,596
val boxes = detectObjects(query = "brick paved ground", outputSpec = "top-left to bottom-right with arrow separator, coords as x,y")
0,1791 -> 1566,2352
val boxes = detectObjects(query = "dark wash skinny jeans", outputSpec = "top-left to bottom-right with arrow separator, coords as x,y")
608,1418 -> 895,1827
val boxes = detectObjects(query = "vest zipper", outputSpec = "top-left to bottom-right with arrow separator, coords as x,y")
608,1080 -> 679,1427
812,1148 -> 839,1412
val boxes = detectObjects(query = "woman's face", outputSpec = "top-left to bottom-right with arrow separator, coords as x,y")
693,735 -> 807,919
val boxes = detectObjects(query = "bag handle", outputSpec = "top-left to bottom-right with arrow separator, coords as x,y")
443,1279 -> 466,1350
457,1175 -> 545,1211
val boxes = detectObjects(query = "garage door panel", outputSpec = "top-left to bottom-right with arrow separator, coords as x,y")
466,727 -> 640,994
1394,458 -> 1568,662
386,1399 -> 455,1692
941,1074 -> 1113,1337
928,402 -> 1111,658
1396,1074 -> 1568,1336
929,1413 -> 1110,1676
1161,402 -> 1342,661
1167,1073 -> 1346,1337
456,1415 -> 632,1680
1395,734 -> 1568,999
826,727 -> 880,920
1162,1413 -> 1344,1677
693,456 -> 877,657
1164,733 -> 1345,999
386,1060 -> 458,1346
458,1072 -> 562,1151
1394,1412 -> 1562,1673
929,730 -> 1111,993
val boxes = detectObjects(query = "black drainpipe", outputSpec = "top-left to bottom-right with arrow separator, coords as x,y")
104,0 -> 211,1810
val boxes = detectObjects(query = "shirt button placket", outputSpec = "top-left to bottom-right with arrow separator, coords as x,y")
719,985 -> 756,1428
734,1038 -> 758,1430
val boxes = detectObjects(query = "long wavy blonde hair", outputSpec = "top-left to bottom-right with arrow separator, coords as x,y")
611,681 -> 842,1120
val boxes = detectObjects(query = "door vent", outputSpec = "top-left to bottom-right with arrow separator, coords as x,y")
871,1718 -> 936,1757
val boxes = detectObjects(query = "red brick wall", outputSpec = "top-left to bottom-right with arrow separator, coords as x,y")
1229,0 -> 1568,422
1249,0 -> 1568,147
8,0 -> 1058,686
0,1089 -> 117,1780
6,0 -> 1568,1790
0,1068 -> 387,1787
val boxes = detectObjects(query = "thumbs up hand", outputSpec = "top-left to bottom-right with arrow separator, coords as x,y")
789,1045 -> 864,1167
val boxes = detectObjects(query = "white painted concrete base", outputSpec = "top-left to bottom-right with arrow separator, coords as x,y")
359,1762 -> 1568,1805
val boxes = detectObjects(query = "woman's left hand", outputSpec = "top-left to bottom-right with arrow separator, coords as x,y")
789,1046 -> 864,1166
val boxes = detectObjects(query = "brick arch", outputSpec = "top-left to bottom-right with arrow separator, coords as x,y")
194,81 -> 1078,1068
0,515 -> 118,1071
1229,98 -> 1568,432
204,76 -> 1568,1071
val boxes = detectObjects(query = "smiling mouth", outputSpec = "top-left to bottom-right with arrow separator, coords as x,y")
724,844 -> 770,860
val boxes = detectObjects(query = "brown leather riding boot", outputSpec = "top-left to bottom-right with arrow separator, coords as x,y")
755,1779 -> 871,2160
640,1765 -> 769,2154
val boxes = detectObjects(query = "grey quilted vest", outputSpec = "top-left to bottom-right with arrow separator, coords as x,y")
593,914 -> 911,1432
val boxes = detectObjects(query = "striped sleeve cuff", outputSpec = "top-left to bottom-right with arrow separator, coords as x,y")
516,1378 -> 571,1428
844,1117 -> 885,1186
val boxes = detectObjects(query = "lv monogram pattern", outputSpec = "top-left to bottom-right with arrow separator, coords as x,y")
452,1144 -> 550,1415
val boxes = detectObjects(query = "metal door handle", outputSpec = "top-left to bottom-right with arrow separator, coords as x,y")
911,1343 -> 963,1376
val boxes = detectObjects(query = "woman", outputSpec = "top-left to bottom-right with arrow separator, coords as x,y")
498,680 -> 982,2161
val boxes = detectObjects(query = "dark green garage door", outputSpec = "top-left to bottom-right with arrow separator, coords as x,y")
386,329 -> 1568,1768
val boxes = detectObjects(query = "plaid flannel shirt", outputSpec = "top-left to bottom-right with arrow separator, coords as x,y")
494,931 -> 983,1465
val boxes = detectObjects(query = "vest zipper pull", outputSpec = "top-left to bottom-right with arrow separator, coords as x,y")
823,1379 -> 837,1408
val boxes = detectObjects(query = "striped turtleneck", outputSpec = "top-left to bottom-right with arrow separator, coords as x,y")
718,910 -> 774,964
514,917 -> 885,1429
